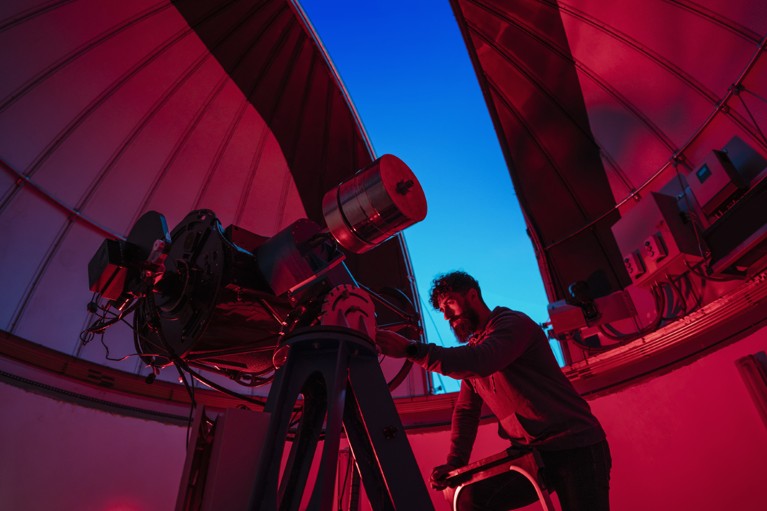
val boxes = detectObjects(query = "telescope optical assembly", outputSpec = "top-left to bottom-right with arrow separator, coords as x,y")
84,155 -> 427,387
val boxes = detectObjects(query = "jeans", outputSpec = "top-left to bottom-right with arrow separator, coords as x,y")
455,440 -> 612,511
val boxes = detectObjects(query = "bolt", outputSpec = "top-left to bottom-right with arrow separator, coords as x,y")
396,179 -> 414,195
383,426 -> 398,439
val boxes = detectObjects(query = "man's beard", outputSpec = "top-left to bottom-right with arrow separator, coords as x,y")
449,308 -> 480,344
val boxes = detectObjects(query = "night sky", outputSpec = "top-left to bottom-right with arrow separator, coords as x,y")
298,1 -> 557,391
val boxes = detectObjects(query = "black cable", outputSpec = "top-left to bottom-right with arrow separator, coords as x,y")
232,370 -> 275,387
688,270 -> 705,310
685,259 -> 745,282
132,300 -> 169,363
173,358 -> 196,448
675,271 -> 703,311
598,322 -> 634,341
183,364 -> 267,407
356,282 -> 418,324
656,269 -> 710,323
664,277 -> 688,318
81,300 -> 139,342
597,283 -> 666,341
81,298 -> 150,362
142,299 -> 274,448
567,331 -> 615,353
138,292 -> 271,408
656,281 -> 679,321
145,317 -> 206,449
99,333 -> 124,362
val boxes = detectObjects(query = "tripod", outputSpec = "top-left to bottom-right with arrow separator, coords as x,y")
247,326 -> 434,511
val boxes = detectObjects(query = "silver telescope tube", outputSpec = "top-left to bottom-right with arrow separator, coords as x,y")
322,154 -> 427,254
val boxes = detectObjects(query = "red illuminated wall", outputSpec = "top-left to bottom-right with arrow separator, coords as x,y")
2,321 -> 765,510
2,0 -> 766,509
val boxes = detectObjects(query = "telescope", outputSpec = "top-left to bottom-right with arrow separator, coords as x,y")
85,154 -> 436,510
84,154 -> 427,387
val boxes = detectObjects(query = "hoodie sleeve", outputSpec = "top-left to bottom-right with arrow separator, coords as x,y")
410,310 -> 539,379
446,380 -> 483,467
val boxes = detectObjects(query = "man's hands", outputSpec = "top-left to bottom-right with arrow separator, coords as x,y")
375,329 -> 415,358
430,463 -> 456,491
377,329 -> 456,492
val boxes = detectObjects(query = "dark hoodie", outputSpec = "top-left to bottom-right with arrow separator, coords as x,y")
409,307 -> 605,467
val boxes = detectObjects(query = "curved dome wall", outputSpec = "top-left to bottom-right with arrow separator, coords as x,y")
0,0 -> 426,394
451,0 -> 767,300
1,2 -> 766,511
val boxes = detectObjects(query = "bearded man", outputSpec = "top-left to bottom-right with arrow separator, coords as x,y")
376,271 -> 611,511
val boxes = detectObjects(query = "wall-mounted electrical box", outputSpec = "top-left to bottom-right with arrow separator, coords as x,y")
700,136 -> 767,277
612,192 -> 703,286
721,135 -> 767,184
688,149 -> 747,217
705,173 -> 767,277
548,289 -> 637,337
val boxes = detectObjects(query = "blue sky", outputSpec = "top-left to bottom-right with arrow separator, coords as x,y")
299,1 -> 554,391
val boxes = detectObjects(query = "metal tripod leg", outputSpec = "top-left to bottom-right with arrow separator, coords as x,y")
248,329 -> 351,511
247,327 -> 433,511
343,351 -> 434,511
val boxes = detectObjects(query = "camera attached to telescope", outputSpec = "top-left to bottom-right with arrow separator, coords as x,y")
85,154 -> 437,511
84,154 -> 427,386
